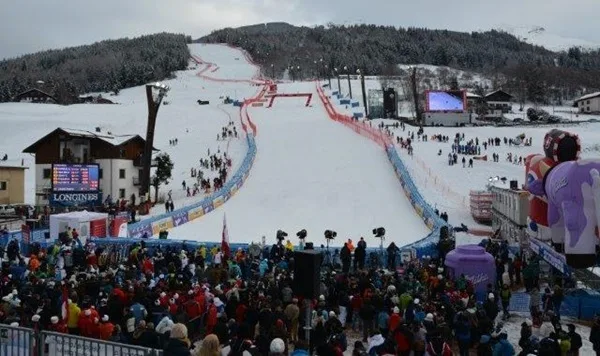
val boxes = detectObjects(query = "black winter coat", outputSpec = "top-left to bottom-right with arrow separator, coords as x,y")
163,338 -> 191,356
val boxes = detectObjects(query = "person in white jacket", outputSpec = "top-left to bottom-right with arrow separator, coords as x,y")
156,315 -> 174,335
539,316 -> 556,339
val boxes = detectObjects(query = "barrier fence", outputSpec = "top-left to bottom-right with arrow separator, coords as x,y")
316,84 -> 450,257
0,324 -> 161,356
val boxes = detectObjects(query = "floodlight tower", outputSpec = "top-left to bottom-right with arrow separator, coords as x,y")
344,66 -> 352,99
141,82 -> 170,201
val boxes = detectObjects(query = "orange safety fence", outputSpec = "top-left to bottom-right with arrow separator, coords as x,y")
316,85 -> 391,149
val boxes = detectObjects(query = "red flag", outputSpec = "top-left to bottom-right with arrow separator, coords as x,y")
61,285 -> 69,323
221,214 -> 230,258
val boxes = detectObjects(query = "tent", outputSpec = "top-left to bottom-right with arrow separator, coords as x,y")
49,210 -> 109,244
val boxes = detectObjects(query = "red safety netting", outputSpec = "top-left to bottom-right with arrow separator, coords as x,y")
316,85 -> 391,149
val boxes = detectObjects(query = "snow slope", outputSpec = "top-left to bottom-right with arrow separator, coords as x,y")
0,43 -> 258,207
500,25 -> 600,51
375,121 -> 600,229
168,79 -> 429,247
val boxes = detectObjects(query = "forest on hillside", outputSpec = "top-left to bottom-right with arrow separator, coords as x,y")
200,23 -> 600,103
0,33 -> 191,104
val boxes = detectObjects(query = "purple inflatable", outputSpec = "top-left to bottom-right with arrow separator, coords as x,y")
529,159 -> 600,268
444,245 -> 496,301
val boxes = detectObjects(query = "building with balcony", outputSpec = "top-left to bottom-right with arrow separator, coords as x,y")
490,184 -> 529,249
23,127 -> 157,206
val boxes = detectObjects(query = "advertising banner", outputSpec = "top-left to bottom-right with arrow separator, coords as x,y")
213,196 -> 224,209
151,217 -> 173,235
89,219 -> 107,237
49,191 -> 102,207
129,223 -> 153,239
172,210 -> 189,227
188,206 -> 205,221
21,224 -> 31,244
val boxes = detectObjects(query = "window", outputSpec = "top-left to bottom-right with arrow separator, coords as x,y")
99,169 -> 103,179
119,149 -> 125,158
119,189 -> 126,199
119,169 -> 126,179
587,100 -> 591,104
0,181 -> 6,190
43,168 -> 51,179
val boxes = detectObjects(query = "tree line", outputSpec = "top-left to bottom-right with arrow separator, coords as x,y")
0,33 -> 191,104
200,23 -> 600,103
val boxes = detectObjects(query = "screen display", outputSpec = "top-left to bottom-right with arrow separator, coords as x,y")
426,90 -> 466,112
52,164 -> 100,192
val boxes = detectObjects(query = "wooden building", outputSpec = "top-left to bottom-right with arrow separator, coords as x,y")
13,88 -> 57,104
0,163 -> 27,204
23,128 -> 157,206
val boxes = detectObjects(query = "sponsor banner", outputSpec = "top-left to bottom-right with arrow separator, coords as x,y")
203,201 -> 214,215
151,217 -> 173,235
213,196 -> 224,209
50,191 -> 102,207
129,223 -> 152,239
188,206 -> 205,221
172,211 -> 189,227
230,185 -> 238,196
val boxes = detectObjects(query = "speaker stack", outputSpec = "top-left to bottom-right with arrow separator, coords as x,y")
293,250 -> 322,299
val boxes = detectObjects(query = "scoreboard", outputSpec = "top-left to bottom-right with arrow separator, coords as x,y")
51,164 -> 100,192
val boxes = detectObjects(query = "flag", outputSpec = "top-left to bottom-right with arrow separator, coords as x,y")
61,285 -> 69,323
221,214 -> 231,258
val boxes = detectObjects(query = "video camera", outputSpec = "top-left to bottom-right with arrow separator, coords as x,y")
324,230 -> 337,240
373,227 -> 386,238
276,229 -> 288,241
296,229 -> 307,240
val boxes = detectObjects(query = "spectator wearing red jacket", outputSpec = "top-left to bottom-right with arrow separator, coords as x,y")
98,315 -> 115,340
206,301 -> 218,334
78,309 -> 95,337
388,306 -> 402,332
49,316 -> 68,334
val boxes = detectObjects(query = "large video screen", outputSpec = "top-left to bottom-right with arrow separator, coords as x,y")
426,90 -> 466,112
52,164 -> 100,192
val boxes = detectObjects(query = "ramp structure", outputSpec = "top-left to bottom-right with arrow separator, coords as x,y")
267,93 -> 313,108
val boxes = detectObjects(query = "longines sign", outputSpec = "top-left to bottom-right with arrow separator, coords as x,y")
50,192 -> 102,207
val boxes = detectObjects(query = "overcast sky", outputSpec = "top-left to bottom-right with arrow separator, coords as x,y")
1,0 -> 599,59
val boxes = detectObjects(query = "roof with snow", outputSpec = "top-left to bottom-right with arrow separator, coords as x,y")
23,127 -> 156,154
0,161 -> 28,170
575,92 -> 600,103
466,92 -> 482,98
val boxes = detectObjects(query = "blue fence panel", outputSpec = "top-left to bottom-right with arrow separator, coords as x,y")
127,134 -> 257,238
351,102 -> 360,108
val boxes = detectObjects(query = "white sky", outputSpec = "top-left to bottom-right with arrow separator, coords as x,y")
1,0 -> 599,59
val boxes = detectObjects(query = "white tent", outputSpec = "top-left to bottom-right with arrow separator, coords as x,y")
49,210 -> 109,244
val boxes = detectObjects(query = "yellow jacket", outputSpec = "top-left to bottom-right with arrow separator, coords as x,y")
67,302 -> 81,328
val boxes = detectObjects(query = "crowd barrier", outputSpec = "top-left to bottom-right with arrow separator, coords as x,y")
0,324 -> 161,356
316,84 -> 450,257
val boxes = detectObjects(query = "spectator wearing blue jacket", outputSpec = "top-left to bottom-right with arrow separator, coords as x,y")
259,259 -> 269,276
130,301 -> 148,326
492,332 -> 515,356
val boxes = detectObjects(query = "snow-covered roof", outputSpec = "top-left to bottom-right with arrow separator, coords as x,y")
575,91 -> 600,103
60,128 -> 112,139
466,92 -> 481,98
0,160 -> 28,169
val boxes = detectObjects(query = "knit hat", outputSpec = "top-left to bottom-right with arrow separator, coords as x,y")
319,295 -> 325,301
170,323 -> 188,339
155,299 -> 161,306
51,316 -> 59,324
393,306 -> 400,314
160,292 -> 166,298
414,298 -> 420,305
32,315 -> 41,322
270,338 -> 285,353
329,311 -> 336,318
425,313 -> 434,321
102,315 -> 109,322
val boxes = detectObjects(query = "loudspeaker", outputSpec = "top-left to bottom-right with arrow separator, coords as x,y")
383,88 -> 397,118
293,250 -> 322,299
510,180 -> 518,190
